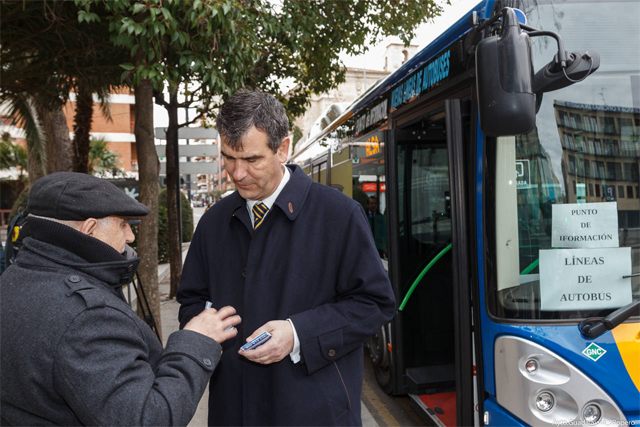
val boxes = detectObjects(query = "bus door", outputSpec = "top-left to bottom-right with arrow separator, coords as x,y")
382,98 -> 475,426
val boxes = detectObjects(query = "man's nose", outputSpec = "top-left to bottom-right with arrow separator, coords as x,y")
232,161 -> 248,181
125,224 -> 135,243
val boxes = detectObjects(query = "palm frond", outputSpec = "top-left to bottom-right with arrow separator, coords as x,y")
96,89 -> 113,123
1,91 -> 47,174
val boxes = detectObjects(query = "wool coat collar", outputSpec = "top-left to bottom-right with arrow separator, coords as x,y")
18,218 -> 139,290
229,164 -> 312,233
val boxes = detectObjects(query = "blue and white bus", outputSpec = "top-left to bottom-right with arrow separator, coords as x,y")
290,1 -> 640,425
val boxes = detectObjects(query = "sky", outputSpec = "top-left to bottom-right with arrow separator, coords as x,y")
340,0 -> 479,71
153,0 -> 480,130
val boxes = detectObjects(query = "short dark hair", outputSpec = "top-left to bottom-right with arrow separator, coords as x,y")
216,90 -> 289,153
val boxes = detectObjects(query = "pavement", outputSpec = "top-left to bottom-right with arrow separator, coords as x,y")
156,244 -> 379,426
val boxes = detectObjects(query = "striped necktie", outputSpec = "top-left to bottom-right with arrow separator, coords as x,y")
252,202 -> 268,229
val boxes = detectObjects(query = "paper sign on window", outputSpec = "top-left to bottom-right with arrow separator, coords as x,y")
551,202 -> 619,248
539,247 -> 632,311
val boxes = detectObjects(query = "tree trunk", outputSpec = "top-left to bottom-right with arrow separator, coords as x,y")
26,139 -> 45,187
134,82 -> 162,339
165,91 -> 182,299
72,86 -> 93,174
39,106 -> 73,173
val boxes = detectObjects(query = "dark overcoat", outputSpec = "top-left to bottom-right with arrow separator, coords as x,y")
0,219 -> 220,426
177,165 -> 395,426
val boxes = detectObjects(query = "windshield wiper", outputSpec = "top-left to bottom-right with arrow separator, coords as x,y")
580,300 -> 640,339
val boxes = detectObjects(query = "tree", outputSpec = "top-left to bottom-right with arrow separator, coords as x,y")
292,125 -> 303,151
88,137 -> 122,176
79,0 -> 444,300
0,133 -> 28,175
1,0 -> 164,334
0,0 -> 129,177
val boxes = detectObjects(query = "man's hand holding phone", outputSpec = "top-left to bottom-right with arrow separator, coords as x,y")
239,320 -> 294,365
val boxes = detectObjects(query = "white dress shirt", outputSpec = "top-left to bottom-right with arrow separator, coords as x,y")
244,166 -> 301,363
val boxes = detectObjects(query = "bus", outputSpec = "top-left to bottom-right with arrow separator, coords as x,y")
289,1 -> 640,426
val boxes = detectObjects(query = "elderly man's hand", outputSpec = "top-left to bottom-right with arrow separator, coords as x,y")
184,306 -> 241,344
239,320 -> 294,364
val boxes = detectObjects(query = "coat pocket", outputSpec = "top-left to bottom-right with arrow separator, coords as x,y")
317,360 -> 352,421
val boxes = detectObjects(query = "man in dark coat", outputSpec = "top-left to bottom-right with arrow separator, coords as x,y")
0,172 -> 241,426
177,91 -> 395,426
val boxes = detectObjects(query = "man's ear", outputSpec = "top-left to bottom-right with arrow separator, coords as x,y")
79,218 -> 98,236
277,137 -> 290,163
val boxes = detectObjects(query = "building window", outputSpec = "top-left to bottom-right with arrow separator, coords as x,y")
568,155 -> 576,174
603,116 -> 617,134
606,162 -> 623,180
618,185 -> 625,198
604,139 -> 619,156
584,159 -> 591,177
577,157 -> 586,176
621,139 -> 639,157
588,183 -> 594,197
570,113 -> 582,130
618,118 -> 634,137
595,184 -> 600,198
563,133 -> 575,150
594,138 -> 603,155
628,186 -> 634,199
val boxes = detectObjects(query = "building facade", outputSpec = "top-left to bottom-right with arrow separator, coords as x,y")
63,86 -> 138,173
292,43 -> 419,153
554,100 -> 640,228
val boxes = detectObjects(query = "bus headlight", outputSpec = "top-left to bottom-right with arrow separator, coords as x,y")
536,392 -> 555,412
583,403 -> 602,424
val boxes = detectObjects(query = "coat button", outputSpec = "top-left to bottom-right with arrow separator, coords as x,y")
126,264 -> 134,273
242,268 -> 246,278
288,202 -> 294,213
328,349 -> 336,357
203,358 -> 212,366
69,275 -> 81,283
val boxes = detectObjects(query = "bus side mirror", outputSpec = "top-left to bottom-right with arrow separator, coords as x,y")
476,9 -> 536,137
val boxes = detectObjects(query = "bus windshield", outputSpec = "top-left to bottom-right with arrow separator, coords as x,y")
488,0 -> 640,321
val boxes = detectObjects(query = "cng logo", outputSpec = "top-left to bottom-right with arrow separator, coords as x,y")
582,343 -> 606,361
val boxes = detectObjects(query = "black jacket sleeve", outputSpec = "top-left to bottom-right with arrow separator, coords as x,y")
290,205 -> 395,375
53,307 -> 220,426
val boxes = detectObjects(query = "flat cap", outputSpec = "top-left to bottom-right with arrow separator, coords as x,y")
27,172 -> 150,220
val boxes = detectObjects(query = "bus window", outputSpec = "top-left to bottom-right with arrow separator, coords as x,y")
351,131 -> 387,258
487,0 -> 640,320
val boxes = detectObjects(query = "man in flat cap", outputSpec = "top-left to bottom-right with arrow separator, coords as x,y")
0,172 -> 241,426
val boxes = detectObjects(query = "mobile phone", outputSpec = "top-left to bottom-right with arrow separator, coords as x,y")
240,331 -> 272,351
205,301 -> 235,331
